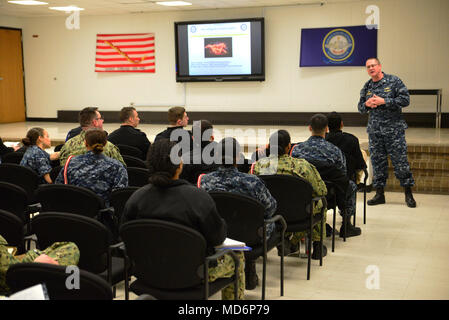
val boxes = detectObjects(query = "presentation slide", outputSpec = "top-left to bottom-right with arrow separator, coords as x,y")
187,22 -> 251,76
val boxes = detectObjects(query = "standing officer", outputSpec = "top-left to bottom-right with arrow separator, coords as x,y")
358,58 -> 416,208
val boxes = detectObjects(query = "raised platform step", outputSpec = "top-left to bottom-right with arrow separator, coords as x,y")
385,176 -> 449,195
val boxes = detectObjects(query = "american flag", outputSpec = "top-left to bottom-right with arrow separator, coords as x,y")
95,33 -> 155,73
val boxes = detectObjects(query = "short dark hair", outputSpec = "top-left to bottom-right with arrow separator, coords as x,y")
366,57 -> 380,65
269,130 -> 291,156
217,137 -> 241,167
168,107 -> 186,124
79,107 -> 98,127
327,111 -> 342,132
85,128 -> 107,154
310,114 -> 328,134
193,120 -> 213,141
120,106 -> 136,123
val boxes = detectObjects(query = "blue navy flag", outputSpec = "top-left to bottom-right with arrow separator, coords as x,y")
300,25 -> 377,67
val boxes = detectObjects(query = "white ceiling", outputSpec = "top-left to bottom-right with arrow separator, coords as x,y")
0,0 -> 362,18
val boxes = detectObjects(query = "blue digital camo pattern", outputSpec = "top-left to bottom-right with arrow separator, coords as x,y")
358,72 -> 414,188
198,166 -> 277,238
55,151 -> 128,206
19,145 -> 52,182
290,136 -> 357,216
291,136 -> 347,174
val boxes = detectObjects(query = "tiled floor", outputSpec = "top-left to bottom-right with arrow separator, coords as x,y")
2,122 -> 449,300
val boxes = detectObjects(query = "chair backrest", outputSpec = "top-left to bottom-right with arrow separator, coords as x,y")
259,175 -> 313,224
122,155 -> 147,169
6,263 -> 113,300
1,152 -> 24,164
36,184 -> 105,218
126,167 -> 150,187
31,212 -> 110,273
110,187 -> 139,222
120,219 -> 207,290
0,209 -> 25,254
117,144 -> 144,160
0,181 -> 28,223
0,163 -> 39,203
208,191 -> 266,246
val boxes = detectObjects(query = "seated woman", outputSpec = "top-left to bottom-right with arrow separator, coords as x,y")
250,130 -> 328,259
198,137 -> 277,291
121,139 -> 245,300
19,128 -> 59,184
55,128 -> 128,207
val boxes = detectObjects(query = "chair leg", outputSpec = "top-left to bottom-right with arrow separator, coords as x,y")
320,217 -> 324,267
262,228 -> 267,300
280,235 -> 284,297
307,231 -> 312,280
332,208 -> 336,252
363,185 -> 367,224
113,286 -> 116,298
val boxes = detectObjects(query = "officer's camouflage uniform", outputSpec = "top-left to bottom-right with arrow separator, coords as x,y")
208,251 -> 245,300
0,235 -> 80,294
358,72 -> 414,188
59,130 -> 126,167
198,166 -> 277,238
19,145 -> 52,184
55,151 -> 128,206
251,154 -> 327,242
291,136 -> 357,217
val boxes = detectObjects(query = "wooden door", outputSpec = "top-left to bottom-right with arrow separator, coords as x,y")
0,28 -> 26,123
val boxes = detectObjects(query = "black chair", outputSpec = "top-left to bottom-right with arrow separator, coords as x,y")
1,152 -> 24,164
323,180 -> 347,252
0,181 -> 29,224
259,175 -> 327,280
120,219 -> 240,300
110,187 -> 139,223
6,263 -> 113,300
36,184 -> 105,218
117,144 -> 144,160
0,209 -> 26,254
0,163 -> 40,207
359,167 -> 369,225
126,167 -> 150,187
31,212 -> 126,295
209,191 -> 287,300
122,155 -> 147,169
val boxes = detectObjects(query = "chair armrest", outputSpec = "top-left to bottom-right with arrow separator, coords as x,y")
312,196 -> 327,210
264,214 -> 287,232
26,203 -> 42,214
363,167 -> 368,184
109,241 -> 125,256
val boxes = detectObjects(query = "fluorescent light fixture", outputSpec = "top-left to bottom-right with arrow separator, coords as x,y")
8,0 -> 48,5
156,1 -> 192,6
49,6 -> 85,12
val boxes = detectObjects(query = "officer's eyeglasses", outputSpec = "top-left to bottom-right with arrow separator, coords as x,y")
366,64 -> 378,69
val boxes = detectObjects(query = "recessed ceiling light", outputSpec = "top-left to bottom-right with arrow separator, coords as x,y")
48,6 -> 85,12
8,0 -> 48,5
156,1 -> 192,6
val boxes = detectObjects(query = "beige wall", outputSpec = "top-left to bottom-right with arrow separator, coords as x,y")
2,0 -> 448,118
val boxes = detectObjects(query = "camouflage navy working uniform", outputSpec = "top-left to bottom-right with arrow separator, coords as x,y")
198,166 -> 277,238
358,72 -> 414,188
20,145 -> 52,184
0,234 -> 80,294
59,130 -> 126,167
291,136 -> 357,217
55,151 -> 128,206
251,154 -> 327,243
